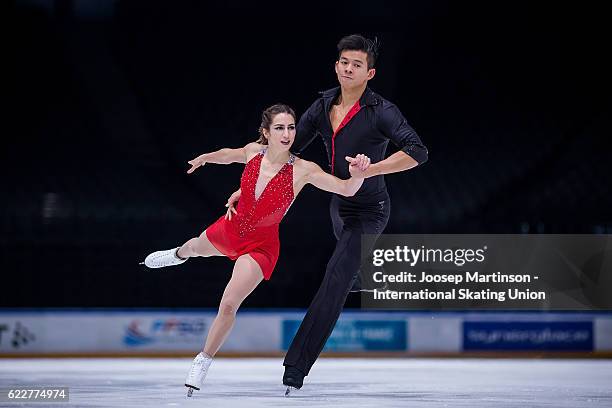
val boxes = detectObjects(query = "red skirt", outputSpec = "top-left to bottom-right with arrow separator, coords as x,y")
204,215 -> 280,280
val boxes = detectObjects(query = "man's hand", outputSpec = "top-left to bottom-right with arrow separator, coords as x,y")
224,189 -> 241,220
187,155 -> 207,174
346,154 -> 371,179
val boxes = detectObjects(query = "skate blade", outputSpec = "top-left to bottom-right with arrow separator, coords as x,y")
285,386 -> 297,397
185,384 -> 199,397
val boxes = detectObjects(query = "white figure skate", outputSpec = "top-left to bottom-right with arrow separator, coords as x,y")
141,247 -> 187,268
185,352 -> 213,397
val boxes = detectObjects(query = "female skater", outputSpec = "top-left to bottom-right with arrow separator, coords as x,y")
142,104 -> 371,396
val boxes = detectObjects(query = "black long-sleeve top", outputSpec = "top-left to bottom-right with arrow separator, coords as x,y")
291,86 -> 428,203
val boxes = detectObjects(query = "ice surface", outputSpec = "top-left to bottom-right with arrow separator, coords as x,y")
1,358 -> 611,407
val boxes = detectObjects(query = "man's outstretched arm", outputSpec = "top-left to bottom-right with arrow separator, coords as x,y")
368,102 -> 428,177
363,150 -> 420,177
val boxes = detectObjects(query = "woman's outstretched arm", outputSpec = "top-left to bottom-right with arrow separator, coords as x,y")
302,154 -> 371,197
187,142 -> 261,174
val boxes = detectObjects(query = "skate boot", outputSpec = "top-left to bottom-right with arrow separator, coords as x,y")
141,247 -> 187,268
283,366 -> 305,396
185,352 -> 213,397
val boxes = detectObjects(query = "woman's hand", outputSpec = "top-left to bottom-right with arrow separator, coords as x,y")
224,189 -> 241,220
346,154 -> 371,178
187,155 -> 207,174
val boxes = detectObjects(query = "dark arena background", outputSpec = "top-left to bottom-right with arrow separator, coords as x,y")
2,1 -> 611,407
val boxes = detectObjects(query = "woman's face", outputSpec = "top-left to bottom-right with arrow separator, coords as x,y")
263,113 -> 296,151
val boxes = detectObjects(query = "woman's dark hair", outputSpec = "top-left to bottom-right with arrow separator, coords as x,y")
257,103 -> 296,145
337,34 -> 380,69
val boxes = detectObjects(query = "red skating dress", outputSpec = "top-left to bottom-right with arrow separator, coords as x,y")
205,149 -> 295,280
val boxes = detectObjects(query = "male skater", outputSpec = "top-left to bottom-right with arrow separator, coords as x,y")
227,34 -> 428,394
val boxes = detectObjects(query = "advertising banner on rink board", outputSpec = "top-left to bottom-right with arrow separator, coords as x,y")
0,312 -> 282,353
282,319 -> 407,352
1,311 -> 610,354
463,321 -> 594,351
361,234 -> 612,310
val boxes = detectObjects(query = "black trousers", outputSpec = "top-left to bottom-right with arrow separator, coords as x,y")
283,194 -> 390,375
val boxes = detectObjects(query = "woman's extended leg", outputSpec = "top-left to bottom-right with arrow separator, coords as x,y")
177,230 -> 224,259
202,254 -> 263,356
143,230 -> 224,268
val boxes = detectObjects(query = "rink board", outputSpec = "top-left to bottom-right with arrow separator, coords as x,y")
1,310 -> 611,354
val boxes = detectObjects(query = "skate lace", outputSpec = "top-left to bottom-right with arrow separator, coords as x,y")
190,357 -> 203,377
189,354 -> 210,379
151,249 -> 181,266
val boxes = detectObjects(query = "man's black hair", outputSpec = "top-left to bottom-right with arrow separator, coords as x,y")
337,34 -> 380,69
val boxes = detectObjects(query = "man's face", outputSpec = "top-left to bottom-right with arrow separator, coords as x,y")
335,50 -> 376,89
